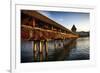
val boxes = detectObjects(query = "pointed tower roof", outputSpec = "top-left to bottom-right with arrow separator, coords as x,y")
71,25 -> 77,32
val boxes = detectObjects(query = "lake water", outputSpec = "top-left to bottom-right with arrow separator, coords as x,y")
21,37 -> 90,63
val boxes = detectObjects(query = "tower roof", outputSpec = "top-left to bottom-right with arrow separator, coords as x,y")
71,25 -> 77,31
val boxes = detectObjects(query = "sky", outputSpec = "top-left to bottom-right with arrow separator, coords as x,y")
38,10 -> 90,32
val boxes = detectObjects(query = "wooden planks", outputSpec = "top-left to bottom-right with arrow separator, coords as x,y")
21,25 -> 79,41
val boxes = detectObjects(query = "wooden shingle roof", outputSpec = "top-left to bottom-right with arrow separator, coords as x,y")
21,10 -> 73,33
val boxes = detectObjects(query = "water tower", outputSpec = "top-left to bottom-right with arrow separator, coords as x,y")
71,25 -> 77,32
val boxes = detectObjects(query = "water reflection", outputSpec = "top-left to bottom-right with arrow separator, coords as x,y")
47,39 -> 77,61
67,37 -> 89,60
21,37 -> 89,63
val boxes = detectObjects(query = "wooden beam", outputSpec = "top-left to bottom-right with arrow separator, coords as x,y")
21,25 -> 79,40
32,18 -> 35,27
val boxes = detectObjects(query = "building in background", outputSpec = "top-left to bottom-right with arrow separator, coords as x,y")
71,25 -> 77,32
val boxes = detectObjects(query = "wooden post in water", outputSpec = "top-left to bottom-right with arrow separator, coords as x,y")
54,40 -> 56,50
56,40 -> 59,49
57,39 -> 60,48
45,40 -> 48,55
34,40 -> 37,53
33,41 -> 37,61
39,40 -> 44,62
38,40 -> 43,61
40,52 -> 43,62
63,39 -> 65,47
39,40 -> 43,53
59,39 -> 62,48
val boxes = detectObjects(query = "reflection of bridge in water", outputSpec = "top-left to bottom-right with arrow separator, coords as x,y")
21,10 -> 79,62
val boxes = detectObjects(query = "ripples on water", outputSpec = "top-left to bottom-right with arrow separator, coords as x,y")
21,37 -> 89,63
67,37 -> 89,60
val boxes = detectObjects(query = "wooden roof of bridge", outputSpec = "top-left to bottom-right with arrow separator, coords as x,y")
21,10 -> 73,34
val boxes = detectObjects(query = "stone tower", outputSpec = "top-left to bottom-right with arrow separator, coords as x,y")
71,25 -> 77,32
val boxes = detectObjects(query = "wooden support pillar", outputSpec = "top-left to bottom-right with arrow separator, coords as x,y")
33,52 -> 37,62
59,40 -> 62,48
34,40 -> 37,52
62,39 -> 65,47
45,40 -> 48,55
45,40 -> 48,54
54,40 -> 56,49
39,53 -> 43,62
33,41 -> 37,62
57,40 -> 60,48
56,40 -> 58,49
32,18 -> 35,27
29,30 -> 33,40
39,40 -> 43,53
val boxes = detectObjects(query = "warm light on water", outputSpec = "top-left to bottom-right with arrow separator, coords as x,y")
21,37 -> 89,63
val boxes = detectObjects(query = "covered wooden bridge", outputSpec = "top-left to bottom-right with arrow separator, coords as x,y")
21,10 -> 79,57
